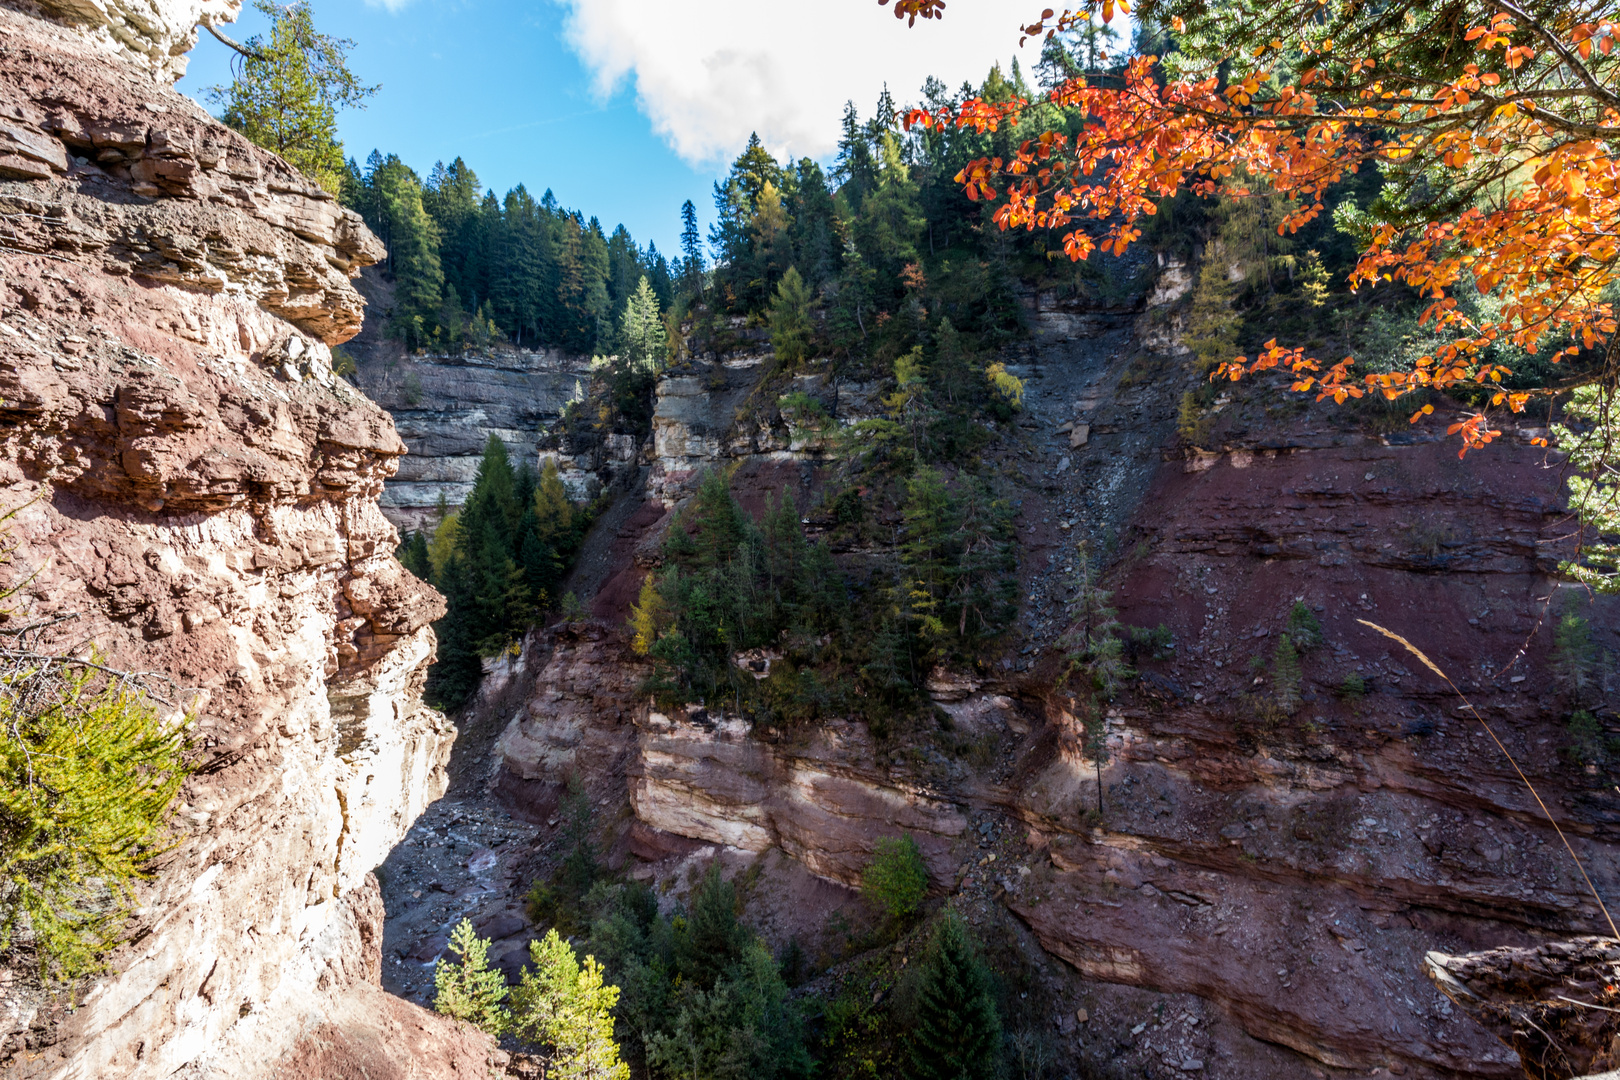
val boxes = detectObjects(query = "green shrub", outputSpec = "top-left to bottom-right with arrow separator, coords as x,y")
0,659 -> 191,980
1286,601 -> 1324,651
1339,672 -> 1367,700
862,835 -> 929,922
1565,710 -> 1620,774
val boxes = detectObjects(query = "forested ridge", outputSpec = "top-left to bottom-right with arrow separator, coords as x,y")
377,29 -> 1540,719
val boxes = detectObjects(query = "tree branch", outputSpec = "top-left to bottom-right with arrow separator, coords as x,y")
204,23 -> 266,62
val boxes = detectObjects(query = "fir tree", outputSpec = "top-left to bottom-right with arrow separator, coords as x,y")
208,0 -> 376,193
908,917 -> 1001,1080
675,863 -> 751,991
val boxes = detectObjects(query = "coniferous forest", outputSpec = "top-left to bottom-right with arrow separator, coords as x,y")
366,37 -> 1483,718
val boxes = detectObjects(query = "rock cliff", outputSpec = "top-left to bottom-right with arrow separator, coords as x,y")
0,2 -> 493,1075
460,270 -> 1615,1080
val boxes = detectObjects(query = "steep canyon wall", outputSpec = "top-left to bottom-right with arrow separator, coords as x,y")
476,277 -> 1611,1079
0,3 -> 496,1076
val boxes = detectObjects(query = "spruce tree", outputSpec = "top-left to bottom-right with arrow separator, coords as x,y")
679,199 -> 704,293
908,917 -> 1001,1080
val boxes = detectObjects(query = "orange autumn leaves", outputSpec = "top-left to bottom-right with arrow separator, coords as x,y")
901,1 -> 1620,455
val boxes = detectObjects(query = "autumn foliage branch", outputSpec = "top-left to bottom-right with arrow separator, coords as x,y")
897,0 -> 1620,455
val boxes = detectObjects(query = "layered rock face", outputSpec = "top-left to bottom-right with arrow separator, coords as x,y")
348,321 -> 598,531
0,3 -> 487,1076
482,267 -> 1612,1078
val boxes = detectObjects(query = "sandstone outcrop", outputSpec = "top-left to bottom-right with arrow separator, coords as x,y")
0,1 -> 485,1075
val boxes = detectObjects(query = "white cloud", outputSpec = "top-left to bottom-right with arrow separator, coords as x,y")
553,0 -> 1051,167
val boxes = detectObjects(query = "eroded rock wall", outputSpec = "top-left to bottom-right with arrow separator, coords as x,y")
483,259 -> 1610,1078
0,3 -> 490,1076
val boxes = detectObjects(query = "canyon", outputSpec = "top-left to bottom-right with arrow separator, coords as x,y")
0,1 -> 1614,1078
367,278 -> 1620,1078
0,0 -> 498,1075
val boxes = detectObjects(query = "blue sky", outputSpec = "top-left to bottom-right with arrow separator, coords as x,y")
177,1 -> 1064,254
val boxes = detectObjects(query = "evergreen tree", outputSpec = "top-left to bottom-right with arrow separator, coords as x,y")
619,276 -> 666,372
606,224 -> 643,318
434,919 -> 510,1034
1059,542 -> 1127,698
1272,633 -> 1302,715
907,917 -> 1001,1080
679,199 -> 704,292
675,863 -> 752,992
767,266 -> 813,366
854,132 -> 926,281
372,159 -> 444,348
900,465 -> 953,646
427,435 -> 530,708
517,458 -> 578,605
510,929 -> 631,1080
785,159 -> 843,288
208,0 -> 376,193
398,528 -> 432,582
833,100 -> 875,207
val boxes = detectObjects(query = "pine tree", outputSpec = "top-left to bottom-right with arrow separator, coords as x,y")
207,0 -> 376,194
434,919 -> 510,1033
907,918 -> 1001,1080
767,266 -> 813,366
